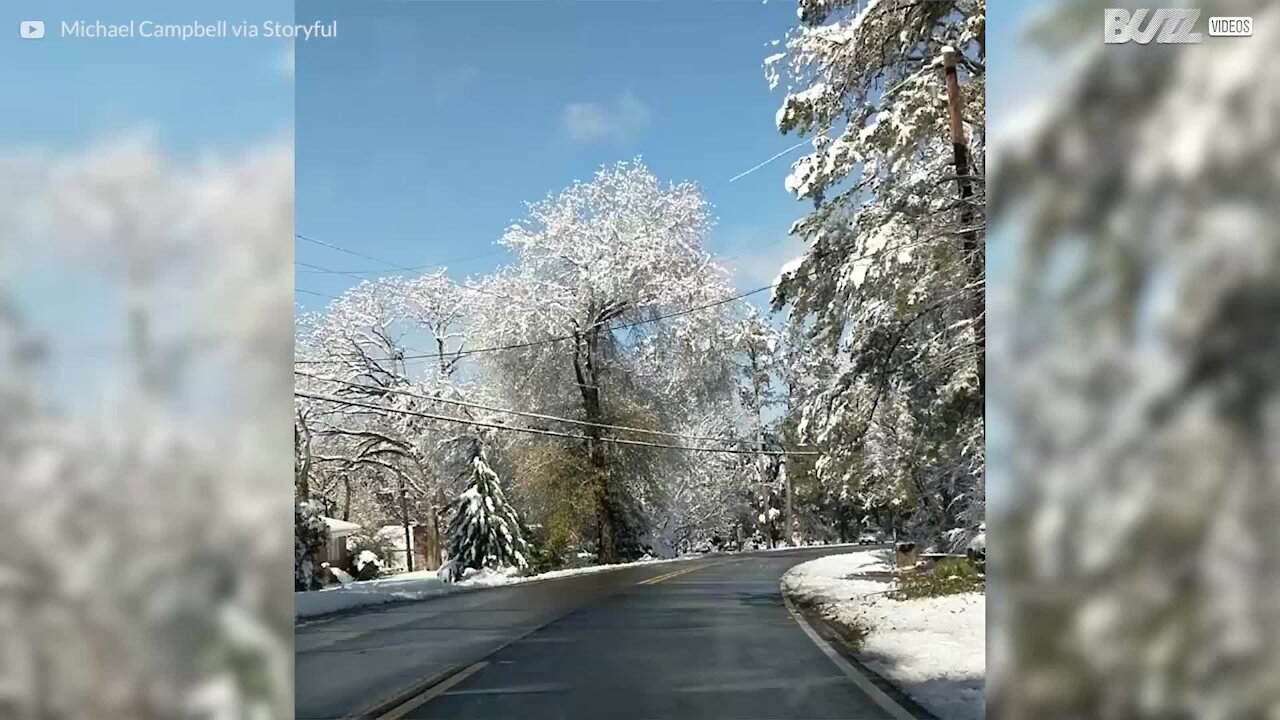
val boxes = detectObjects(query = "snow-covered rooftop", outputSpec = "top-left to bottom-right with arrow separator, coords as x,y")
321,516 -> 362,537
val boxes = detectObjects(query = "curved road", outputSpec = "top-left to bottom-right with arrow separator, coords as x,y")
296,546 -> 914,720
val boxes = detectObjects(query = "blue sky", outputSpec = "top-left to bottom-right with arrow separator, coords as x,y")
295,0 -> 811,311
5,0 -> 1049,493
1,0 -> 292,151
985,0 -> 1052,513
2,0 -> 292,411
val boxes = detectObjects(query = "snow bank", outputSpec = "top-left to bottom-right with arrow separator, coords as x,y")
296,571 -> 456,618
782,550 -> 985,720
295,555 -> 688,620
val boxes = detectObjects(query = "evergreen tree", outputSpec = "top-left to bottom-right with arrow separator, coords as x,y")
294,500 -> 328,591
766,0 -> 985,544
445,441 -> 530,580
993,1 -> 1280,715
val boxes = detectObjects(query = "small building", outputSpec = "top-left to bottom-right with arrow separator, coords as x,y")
319,516 -> 362,569
376,523 -> 441,573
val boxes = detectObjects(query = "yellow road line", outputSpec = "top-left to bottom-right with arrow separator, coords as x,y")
637,563 -> 709,585
375,661 -> 489,720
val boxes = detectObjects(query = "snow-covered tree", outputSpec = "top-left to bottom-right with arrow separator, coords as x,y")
0,138 -> 293,719
652,405 -> 754,554
296,272 -> 476,570
471,159 -> 740,562
990,1 -> 1280,717
295,500 -> 328,591
444,440 -> 530,580
766,0 -> 985,544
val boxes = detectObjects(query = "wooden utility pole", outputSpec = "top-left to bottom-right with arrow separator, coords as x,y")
782,457 -> 794,546
940,46 -> 985,410
398,475 -> 414,573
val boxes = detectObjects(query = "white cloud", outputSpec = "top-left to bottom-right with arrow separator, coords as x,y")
562,92 -> 652,143
279,43 -> 295,79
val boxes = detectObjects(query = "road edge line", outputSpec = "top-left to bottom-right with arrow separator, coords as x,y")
781,591 -> 918,720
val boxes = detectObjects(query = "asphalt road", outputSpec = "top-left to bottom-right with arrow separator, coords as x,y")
296,546 -> 909,720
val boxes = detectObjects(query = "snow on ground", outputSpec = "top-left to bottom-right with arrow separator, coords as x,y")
295,555 -> 687,620
782,550 -> 985,720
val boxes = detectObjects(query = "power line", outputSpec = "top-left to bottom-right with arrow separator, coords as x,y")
293,228 -> 967,364
296,288 -> 337,299
296,233 -> 418,272
297,233 -> 558,317
295,250 -> 505,277
294,238 -> 867,364
295,369 -> 793,446
295,389 -> 820,457
291,237 -> 776,365
297,260 -> 364,282
294,279 -> 772,364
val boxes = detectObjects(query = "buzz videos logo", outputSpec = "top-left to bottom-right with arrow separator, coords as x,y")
1104,8 -> 1253,44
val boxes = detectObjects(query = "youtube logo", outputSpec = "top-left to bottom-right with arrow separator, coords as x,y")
20,20 -> 45,39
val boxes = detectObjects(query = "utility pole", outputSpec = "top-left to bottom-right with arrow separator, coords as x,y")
940,45 -> 985,411
399,475 -> 414,573
782,457 -> 794,546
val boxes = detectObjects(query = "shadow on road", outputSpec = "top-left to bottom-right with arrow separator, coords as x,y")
733,591 -> 785,609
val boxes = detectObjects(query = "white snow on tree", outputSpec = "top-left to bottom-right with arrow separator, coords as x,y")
990,1 -> 1280,717
2,138 -> 294,719
467,158 -> 742,562
295,500 -> 328,590
766,0 -> 985,545
444,441 -> 530,581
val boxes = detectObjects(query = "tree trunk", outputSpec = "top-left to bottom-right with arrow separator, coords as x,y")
581,325 -> 619,561
295,411 -> 312,501
573,325 -> 616,562
424,502 -> 442,570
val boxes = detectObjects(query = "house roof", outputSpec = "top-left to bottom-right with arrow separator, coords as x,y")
375,524 -> 414,549
322,516 -> 362,537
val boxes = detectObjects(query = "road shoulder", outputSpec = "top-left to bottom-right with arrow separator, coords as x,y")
781,550 -> 984,720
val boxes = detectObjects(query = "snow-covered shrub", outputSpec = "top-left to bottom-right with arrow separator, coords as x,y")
344,532 -> 397,581
295,500 -> 327,591
354,551 -> 382,581
317,562 -> 354,587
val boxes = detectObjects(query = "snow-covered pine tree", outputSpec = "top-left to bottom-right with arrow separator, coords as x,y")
295,500 -> 328,591
445,441 -> 530,580
991,1 -> 1280,716
766,0 -> 985,544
